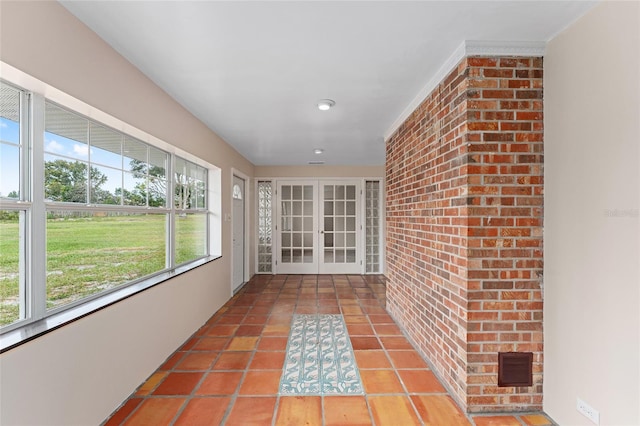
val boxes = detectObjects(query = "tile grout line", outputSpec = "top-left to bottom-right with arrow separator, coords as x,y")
104,274 -> 553,425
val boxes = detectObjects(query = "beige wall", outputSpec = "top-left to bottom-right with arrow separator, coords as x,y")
256,165 -> 384,178
0,1 -> 254,424
544,2 -> 639,425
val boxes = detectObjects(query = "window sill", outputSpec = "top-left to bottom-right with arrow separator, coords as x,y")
0,255 -> 221,354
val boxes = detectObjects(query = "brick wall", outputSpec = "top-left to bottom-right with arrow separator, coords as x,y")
386,56 -> 543,412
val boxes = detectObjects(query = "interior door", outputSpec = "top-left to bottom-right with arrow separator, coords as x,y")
232,175 -> 245,291
276,181 -> 318,274
319,181 -> 361,274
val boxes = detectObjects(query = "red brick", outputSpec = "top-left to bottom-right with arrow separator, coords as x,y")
386,55 -> 543,414
482,89 -> 515,99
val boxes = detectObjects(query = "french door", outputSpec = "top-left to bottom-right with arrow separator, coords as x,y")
276,180 -> 361,274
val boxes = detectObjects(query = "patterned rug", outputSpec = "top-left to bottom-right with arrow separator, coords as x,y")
279,314 -> 364,395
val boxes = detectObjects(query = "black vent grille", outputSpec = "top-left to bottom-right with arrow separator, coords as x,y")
498,352 -> 533,387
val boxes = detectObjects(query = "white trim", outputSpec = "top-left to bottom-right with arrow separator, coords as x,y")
29,93 -> 46,320
464,40 -> 546,57
384,40 -> 546,141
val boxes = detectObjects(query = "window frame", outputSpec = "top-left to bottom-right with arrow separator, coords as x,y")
0,66 -> 222,352
0,82 -> 31,325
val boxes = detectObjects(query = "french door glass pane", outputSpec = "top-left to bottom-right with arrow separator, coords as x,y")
323,184 -> 357,264
280,184 -> 314,264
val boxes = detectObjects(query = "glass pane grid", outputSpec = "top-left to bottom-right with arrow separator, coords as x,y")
365,181 -> 380,273
1,84 -> 218,335
323,184 -> 357,265
280,185 -> 313,264
44,101 -> 171,208
257,181 -> 272,272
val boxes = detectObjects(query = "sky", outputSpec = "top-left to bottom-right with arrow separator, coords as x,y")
0,116 -> 147,197
0,117 -> 19,197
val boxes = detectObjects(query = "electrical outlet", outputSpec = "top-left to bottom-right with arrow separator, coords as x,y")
577,397 -> 600,425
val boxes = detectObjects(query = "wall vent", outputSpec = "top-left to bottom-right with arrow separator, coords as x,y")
498,352 -> 533,387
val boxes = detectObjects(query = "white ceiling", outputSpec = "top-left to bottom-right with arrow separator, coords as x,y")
60,1 -> 596,166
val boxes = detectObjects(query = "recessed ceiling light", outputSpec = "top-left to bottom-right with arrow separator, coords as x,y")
313,148 -> 324,155
317,99 -> 335,111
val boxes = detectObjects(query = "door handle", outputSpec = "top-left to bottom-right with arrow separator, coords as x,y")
319,231 -> 324,234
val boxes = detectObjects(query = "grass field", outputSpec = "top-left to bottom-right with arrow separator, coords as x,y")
0,213 -> 206,327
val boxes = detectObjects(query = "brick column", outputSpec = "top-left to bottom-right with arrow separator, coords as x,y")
386,56 -> 543,412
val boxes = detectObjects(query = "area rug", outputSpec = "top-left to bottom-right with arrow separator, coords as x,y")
279,314 -> 364,395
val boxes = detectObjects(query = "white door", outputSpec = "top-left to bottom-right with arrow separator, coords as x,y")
319,181 -> 361,274
275,180 -> 361,274
276,181 -> 318,274
232,175 -> 245,291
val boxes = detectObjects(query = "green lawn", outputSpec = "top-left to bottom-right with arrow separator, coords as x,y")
0,213 -> 206,327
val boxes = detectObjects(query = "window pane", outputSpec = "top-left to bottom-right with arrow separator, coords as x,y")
257,181 -> 272,273
91,164 -> 121,204
90,123 -> 122,168
149,146 -> 167,179
148,147 -> 168,208
148,177 -> 167,208
123,137 -> 148,172
175,174 -> 190,209
123,171 -> 147,206
175,157 -> 206,210
175,213 -> 207,264
365,181 -> 381,273
44,155 -> 89,203
0,143 -> 20,199
0,210 -> 22,327
45,102 -> 89,161
1,83 -> 21,200
46,211 -> 166,310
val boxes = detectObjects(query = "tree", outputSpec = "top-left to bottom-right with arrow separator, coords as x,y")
115,187 -> 145,206
129,159 -> 167,207
129,158 -> 195,209
174,172 -> 192,210
45,159 -> 109,203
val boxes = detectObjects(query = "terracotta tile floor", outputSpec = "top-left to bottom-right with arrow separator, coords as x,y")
104,274 -> 555,425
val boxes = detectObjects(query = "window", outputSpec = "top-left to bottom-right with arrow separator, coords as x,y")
257,181 -> 273,273
174,157 -> 208,265
365,180 -> 382,273
0,82 -> 26,327
0,76 -> 220,343
232,184 -> 243,200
